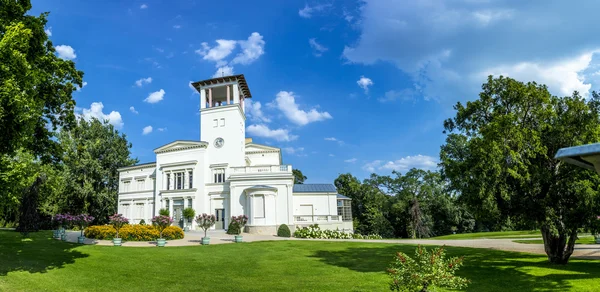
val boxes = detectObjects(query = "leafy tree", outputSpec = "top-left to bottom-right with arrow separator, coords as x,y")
441,75 -> 600,264
0,0 -> 83,161
292,169 -> 307,184
59,118 -> 137,223
16,174 -> 46,234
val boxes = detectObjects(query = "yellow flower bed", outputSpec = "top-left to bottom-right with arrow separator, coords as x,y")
85,225 -> 184,241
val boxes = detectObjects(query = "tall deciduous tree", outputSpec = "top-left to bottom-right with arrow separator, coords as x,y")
441,75 -> 600,264
59,118 -> 137,223
292,169 -> 307,184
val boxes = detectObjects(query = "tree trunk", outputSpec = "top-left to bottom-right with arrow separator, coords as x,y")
541,226 -> 576,264
420,283 -> 428,292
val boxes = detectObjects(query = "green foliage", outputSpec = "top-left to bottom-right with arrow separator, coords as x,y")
139,219 -> 146,225
277,224 -> 291,237
292,169 -> 307,184
182,208 -> 195,222
440,75 -> 600,264
387,246 -> 469,292
84,225 -> 184,241
226,221 -> 240,235
16,174 -> 45,234
159,208 -> 170,216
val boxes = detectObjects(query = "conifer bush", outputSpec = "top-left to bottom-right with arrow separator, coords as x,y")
277,224 -> 291,237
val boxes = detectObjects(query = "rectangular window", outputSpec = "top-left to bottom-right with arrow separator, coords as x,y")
254,195 -> 265,218
135,203 -> 144,219
213,168 -> 225,183
220,118 -> 225,127
166,174 -> 170,190
137,179 -> 145,191
176,172 -> 183,190
188,198 -> 192,209
337,200 -> 352,222
189,171 -> 193,188
213,119 -> 218,127
123,181 -> 130,192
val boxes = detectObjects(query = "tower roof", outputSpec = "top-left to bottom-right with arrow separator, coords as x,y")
191,74 -> 252,98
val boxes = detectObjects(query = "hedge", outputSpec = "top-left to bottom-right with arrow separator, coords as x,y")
277,224 -> 291,237
84,225 -> 184,241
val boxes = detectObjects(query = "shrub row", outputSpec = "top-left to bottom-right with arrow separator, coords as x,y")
293,224 -> 382,239
84,224 -> 184,241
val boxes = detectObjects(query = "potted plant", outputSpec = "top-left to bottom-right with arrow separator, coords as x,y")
230,215 -> 248,243
75,214 -> 94,244
182,208 -> 195,232
195,213 -> 216,245
152,215 -> 173,247
52,214 -> 64,239
109,213 -> 129,246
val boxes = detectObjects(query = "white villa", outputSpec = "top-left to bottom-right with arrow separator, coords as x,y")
117,74 -> 353,234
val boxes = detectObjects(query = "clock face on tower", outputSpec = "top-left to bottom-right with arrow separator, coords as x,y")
214,137 -> 224,148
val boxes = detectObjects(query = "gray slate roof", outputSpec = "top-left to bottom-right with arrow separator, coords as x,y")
293,184 -> 337,193
337,194 -> 351,200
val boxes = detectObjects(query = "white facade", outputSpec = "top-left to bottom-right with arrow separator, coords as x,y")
117,75 -> 352,234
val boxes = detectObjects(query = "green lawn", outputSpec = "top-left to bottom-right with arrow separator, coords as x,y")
514,237 -> 598,245
431,230 -> 542,240
1,231 -> 599,291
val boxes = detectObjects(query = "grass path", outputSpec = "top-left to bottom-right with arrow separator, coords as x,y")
1,231 -> 600,291
430,230 -> 542,240
514,236 -> 597,245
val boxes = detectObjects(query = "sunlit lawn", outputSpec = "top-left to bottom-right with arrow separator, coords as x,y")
1,231 -> 599,291
514,236 -> 597,245
431,230 -> 542,240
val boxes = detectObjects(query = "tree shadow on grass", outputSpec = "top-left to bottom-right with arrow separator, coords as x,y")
309,243 -> 600,291
0,230 -> 88,276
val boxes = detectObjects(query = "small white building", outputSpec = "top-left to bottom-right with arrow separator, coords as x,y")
117,75 -> 353,234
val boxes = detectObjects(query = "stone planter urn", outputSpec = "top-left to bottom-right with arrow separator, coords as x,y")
234,235 -> 243,243
201,237 -> 210,245
77,236 -> 85,244
53,229 -> 60,239
157,238 -> 166,247
595,235 -> 600,244
60,233 -> 68,241
113,238 -> 122,246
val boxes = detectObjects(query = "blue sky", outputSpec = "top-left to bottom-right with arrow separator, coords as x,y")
32,0 -> 600,183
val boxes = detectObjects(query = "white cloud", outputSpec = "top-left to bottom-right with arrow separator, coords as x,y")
343,1 -> 600,101
270,91 -> 332,126
245,99 -> 271,123
283,147 -> 305,154
44,27 -> 52,37
378,89 -> 418,103
157,127 -> 167,132
144,89 -> 165,104
362,155 -> 438,173
135,77 -> 152,87
155,48 -> 164,53
324,137 -> 344,145
76,81 -> 87,91
298,3 -> 332,18
55,45 -> 76,60
329,154 -> 335,157
212,66 -> 234,78
142,125 -> 153,135
140,4 -> 148,9
196,40 -> 237,63
344,158 -> 358,163
247,124 -> 297,141
129,106 -> 139,114
78,102 -> 124,129
231,32 -> 265,65
173,25 -> 181,29
357,76 -> 373,94
309,38 -> 328,57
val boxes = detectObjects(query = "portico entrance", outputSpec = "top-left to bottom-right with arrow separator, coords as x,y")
173,199 -> 184,228
215,208 -> 225,229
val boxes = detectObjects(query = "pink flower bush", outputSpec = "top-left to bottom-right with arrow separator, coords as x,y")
109,214 -> 129,239
230,215 -> 248,233
152,215 -> 174,239
76,214 -> 95,237
195,213 -> 216,238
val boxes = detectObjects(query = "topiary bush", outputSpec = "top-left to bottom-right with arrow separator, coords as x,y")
159,208 -> 170,216
84,224 -> 184,241
277,224 -> 291,237
226,221 -> 240,235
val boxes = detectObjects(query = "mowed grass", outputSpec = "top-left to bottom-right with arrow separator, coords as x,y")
1,231 -> 600,291
514,236 -> 597,245
431,230 -> 541,240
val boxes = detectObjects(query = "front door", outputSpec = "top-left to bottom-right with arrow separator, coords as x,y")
215,208 -> 225,229
173,207 -> 184,228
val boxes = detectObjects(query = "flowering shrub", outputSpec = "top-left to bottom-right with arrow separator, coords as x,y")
293,224 -> 382,239
109,214 -> 129,238
387,245 -> 469,292
195,213 -> 216,238
152,215 -> 174,239
75,214 -> 95,237
84,225 -> 184,241
53,214 -> 76,229
228,215 -> 248,235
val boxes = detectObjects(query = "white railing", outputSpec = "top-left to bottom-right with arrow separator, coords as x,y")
294,215 -> 342,222
231,165 -> 292,174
